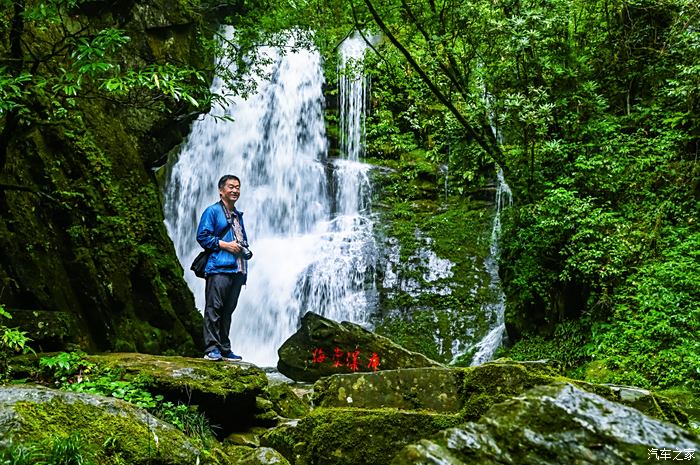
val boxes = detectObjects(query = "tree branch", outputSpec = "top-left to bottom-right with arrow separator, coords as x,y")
0,183 -> 60,204
362,0 -> 505,170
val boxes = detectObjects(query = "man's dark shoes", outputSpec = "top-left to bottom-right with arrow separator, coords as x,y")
203,348 -> 223,361
222,350 -> 242,361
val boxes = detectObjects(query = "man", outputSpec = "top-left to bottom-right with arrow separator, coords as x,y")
196,174 -> 251,361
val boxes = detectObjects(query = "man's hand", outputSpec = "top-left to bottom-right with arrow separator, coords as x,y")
219,240 -> 242,254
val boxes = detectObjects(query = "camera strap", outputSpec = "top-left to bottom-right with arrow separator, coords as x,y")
218,200 -> 233,240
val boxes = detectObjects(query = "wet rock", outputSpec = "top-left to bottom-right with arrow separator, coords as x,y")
277,312 -> 442,382
312,359 -> 689,426
0,385 -> 214,464
392,383 -> 700,465
312,367 -> 463,412
87,352 -> 268,435
461,360 -> 689,426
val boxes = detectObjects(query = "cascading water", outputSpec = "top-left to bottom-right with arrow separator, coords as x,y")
163,28 -> 376,366
469,169 -> 513,365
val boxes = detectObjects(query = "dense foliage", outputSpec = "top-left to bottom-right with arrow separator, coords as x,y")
254,0 -> 700,392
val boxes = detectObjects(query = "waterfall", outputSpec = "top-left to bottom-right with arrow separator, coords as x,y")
469,169 -> 512,365
162,28 -> 376,367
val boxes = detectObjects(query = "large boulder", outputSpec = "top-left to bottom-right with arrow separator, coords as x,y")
0,385 -> 227,465
459,360 -> 689,425
277,312 -> 442,382
392,383 -> 700,465
87,352 -> 268,435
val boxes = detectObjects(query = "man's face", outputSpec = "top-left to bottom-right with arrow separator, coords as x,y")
220,179 -> 240,204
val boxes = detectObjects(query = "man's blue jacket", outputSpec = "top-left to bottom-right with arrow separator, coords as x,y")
196,201 -> 249,280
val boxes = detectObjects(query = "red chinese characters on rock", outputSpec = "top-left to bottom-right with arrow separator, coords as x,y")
310,347 -> 382,373
346,350 -> 360,372
311,347 -> 326,364
367,352 -> 380,372
332,347 -> 344,367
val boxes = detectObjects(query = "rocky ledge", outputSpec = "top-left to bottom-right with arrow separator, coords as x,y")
2,317 -> 698,465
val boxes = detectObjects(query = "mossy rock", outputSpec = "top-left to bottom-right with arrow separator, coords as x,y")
286,407 -> 463,465
87,352 -> 268,435
392,383 -> 700,465
461,360 -> 690,427
277,312 -> 442,383
312,367 -> 463,413
0,385 -> 228,465
265,382 -> 311,419
259,422 -> 299,461
223,445 -> 291,465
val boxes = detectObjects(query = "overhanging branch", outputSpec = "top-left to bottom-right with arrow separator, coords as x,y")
361,0 -> 506,170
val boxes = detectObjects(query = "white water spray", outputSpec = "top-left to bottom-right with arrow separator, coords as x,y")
163,28 -> 376,366
470,169 -> 512,365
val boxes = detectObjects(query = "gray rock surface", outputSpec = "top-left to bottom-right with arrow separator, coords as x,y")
392,383 -> 700,465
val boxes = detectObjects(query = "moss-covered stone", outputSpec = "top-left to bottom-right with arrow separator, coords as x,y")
259,422 -> 299,462
312,367 -> 463,413
223,444 -> 291,465
460,360 -> 690,428
392,383 -> 700,465
366,157 -> 498,363
289,407 -> 463,465
86,352 -> 269,435
0,385 -> 230,465
277,312 -> 442,383
265,382 -> 311,419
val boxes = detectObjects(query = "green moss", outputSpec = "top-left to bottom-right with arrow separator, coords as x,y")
86,353 -> 268,398
265,383 -> 310,419
259,423 -> 298,461
458,362 -> 556,420
292,407 -> 463,465
10,397 -> 215,464
455,361 -> 692,429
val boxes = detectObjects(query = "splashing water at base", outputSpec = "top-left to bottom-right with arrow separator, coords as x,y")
163,29 -> 376,366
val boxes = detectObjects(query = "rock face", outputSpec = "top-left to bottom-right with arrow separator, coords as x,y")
392,383 -> 700,465
277,312 -> 443,382
312,367 -> 463,412
0,0 -> 225,355
0,385 -> 214,465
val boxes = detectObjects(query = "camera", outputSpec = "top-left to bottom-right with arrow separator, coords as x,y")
237,240 -> 253,260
